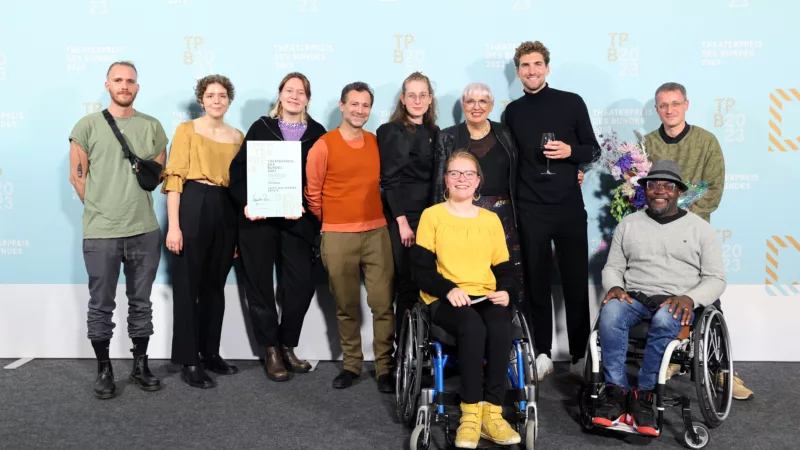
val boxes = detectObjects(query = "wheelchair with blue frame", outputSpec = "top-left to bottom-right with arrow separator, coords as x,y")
395,300 -> 539,449
577,299 -> 733,449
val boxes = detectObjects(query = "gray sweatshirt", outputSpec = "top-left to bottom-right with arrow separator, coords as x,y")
601,210 -> 727,307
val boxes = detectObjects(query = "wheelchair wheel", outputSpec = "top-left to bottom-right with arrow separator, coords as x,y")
517,308 -> 539,404
683,422 -> 710,449
692,307 -> 733,428
395,306 -> 425,427
410,423 -> 430,450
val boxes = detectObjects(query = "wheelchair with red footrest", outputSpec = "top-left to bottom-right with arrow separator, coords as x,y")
395,301 -> 539,449
577,300 -> 733,448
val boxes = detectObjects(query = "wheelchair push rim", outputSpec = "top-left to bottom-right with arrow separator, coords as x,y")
396,307 -> 424,427
692,307 -> 733,428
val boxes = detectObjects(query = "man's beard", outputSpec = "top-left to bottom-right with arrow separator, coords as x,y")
648,197 -> 677,216
111,91 -> 136,107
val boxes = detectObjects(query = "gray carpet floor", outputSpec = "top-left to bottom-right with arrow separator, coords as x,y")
0,359 -> 795,449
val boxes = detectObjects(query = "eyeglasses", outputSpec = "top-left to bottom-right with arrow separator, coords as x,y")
646,180 -> 677,191
446,170 -> 478,180
464,99 -> 489,108
656,101 -> 685,111
404,92 -> 430,102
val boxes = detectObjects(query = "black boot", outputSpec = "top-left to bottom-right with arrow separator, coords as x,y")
130,355 -> 162,391
203,354 -> 239,375
181,365 -> 217,389
94,360 -> 116,399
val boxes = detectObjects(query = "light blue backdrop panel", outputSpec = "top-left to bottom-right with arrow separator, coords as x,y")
0,0 -> 797,292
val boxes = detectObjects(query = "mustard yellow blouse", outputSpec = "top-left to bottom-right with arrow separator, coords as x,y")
162,121 -> 244,193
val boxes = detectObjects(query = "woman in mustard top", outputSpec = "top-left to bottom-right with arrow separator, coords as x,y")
411,151 -> 521,448
162,75 -> 243,389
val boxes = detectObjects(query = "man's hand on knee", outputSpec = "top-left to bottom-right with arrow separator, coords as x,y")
602,286 -> 632,306
660,295 -> 694,326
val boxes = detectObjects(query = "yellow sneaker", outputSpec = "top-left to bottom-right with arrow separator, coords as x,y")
666,363 -> 683,380
731,373 -> 754,401
455,402 -> 482,449
480,402 -> 521,445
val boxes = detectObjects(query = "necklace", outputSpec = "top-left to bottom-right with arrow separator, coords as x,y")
469,120 -> 490,140
116,116 -> 133,135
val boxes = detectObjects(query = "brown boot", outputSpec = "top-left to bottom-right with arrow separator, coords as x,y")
264,347 -> 290,382
280,345 -> 312,373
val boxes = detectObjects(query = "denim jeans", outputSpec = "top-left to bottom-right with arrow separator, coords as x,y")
599,299 -> 693,391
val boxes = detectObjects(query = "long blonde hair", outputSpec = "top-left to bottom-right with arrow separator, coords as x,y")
268,72 -> 311,123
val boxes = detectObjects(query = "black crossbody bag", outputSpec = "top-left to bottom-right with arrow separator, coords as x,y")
102,109 -> 162,192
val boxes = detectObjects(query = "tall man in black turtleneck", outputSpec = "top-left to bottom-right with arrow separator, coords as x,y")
503,41 -> 599,380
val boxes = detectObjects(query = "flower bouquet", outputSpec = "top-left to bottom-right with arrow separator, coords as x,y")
588,130 -> 708,222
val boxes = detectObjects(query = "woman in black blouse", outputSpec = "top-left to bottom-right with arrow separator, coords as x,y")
377,71 -> 439,346
432,82 -> 526,305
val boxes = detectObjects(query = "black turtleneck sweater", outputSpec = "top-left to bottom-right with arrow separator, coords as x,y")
503,84 -> 599,209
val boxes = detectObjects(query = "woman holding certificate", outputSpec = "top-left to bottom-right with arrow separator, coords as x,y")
376,71 -> 439,344
411,151 -> 521,448
163,75 -> 243,389
228,72 -> 326,382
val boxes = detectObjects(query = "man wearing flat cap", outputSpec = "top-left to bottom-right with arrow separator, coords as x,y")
589,160 -> 727,436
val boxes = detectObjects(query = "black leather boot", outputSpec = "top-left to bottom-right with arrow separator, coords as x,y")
130,355 -> 162,391
93,360 -> 116,399
181,365 -> 217,389
203,354 -> 239,375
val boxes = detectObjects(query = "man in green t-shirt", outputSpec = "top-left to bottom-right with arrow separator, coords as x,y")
69,61 -> 168,399
644,82 -> 754,401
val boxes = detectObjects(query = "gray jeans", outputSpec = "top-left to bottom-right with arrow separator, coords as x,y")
83,229 -> 161,341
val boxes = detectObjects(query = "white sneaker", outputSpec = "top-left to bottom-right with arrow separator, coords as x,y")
535,354 -> 554,381
569,358 -> 585,380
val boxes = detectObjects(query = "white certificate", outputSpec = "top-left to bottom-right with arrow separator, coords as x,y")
246,141 -> 303,218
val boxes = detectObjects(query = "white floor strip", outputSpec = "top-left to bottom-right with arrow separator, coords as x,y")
308,360 -> 320,372
4,358 -> 34,369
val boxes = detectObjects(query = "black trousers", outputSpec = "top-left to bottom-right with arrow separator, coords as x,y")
517,205 -> 590,359
238,216 -> 316,349
171,181 -> 237,366
431,299 -> 512,405
386,211 -> 422,343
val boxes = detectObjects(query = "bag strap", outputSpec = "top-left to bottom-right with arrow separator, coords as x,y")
101,109 -> 134,161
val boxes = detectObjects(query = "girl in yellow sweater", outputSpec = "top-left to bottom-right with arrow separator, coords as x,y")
411,150 -> 521,448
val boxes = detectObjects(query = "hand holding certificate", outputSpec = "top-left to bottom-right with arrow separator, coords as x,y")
246,141 -> 303,218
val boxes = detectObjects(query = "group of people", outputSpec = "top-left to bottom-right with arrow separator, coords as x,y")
67,39 -> 753,448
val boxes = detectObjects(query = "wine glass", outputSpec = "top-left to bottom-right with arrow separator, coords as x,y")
541,132 -> 555,175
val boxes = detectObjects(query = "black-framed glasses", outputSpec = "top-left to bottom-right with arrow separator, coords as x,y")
646,180 -> 677,191
446,170 -> 478,180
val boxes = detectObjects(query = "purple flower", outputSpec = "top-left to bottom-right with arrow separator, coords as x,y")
632,185 -> 647,209
615,153 -> 633,172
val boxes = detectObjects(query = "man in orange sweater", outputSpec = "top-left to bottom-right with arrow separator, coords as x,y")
305,82 -> 395,392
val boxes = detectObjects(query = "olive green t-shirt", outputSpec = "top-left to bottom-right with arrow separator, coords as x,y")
69,111 -> 168,239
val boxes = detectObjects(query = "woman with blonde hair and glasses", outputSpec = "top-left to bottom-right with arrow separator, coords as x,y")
432,83 -> 525,307
377,71 -> 439,360
412,150 -> 521,448
228,72 -> 326,382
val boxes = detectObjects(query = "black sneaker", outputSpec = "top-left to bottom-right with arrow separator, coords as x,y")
376,373 -> 394,393
592,384 -> 626,427
332,370 -> 359,389
630,389 -> 659,436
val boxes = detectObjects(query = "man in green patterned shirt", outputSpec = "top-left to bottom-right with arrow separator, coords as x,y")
644,82 -> 753,401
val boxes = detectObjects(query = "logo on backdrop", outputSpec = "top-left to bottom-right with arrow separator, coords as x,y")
0,52 -> 6,82
701,40 -> 762,67
0,240 -> 28,256
768,89 -> 800,152
607,32 -> 638,77
66,46 -> 124,72
713,97 -> 745,143
0,170 -> 13,211
89,0 -> 108,15
0,112 -> 24,129
590,108 -> 652,136
765,235 -> 800,296
183,36 -> 214,80
724,173 -> 759,191
716,230 -> 741,273
393,34 -> 424,71
83,102 -> 103,115
273,43 -> 334,70
298,0 -> 318,12
485,43 -> 514,69
511,0 -> 531,10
